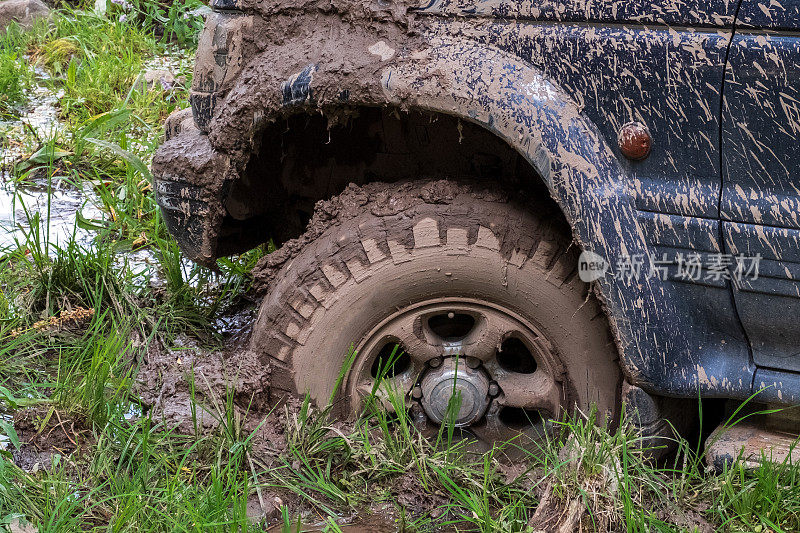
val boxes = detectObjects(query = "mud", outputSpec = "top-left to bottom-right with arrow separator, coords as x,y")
250,179 -> 508,293
205,5 -> 421,158
265,517 -> 397,532
133,332 -> 437,527
392,471 -> 448,515
135,333 -> 270,428
11,406 -> 91,472
151,0 -> 429,266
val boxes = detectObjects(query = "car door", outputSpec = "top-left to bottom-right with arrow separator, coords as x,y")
722,0 -> 800,379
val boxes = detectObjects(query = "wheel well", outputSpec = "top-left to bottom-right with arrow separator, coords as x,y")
221,107 -> 571,249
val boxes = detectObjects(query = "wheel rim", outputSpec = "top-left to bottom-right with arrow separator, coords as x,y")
348,298 -> 568,447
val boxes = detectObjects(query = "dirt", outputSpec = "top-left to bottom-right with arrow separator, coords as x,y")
135,333 -> 273,428
656,505 -> 715,533
11,405 -> 91,472
264,516 -> 398,532
250,179 -> 508,294
392,471 -> 448,515
132,328 -> 446,528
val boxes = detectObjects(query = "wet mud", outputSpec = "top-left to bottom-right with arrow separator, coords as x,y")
249,179 -> 508,293
264,517 -> 398,532
11,406 -> 91,472
134,332 -> 275,434
131,331 -> 456,530
152,0 -> 429,266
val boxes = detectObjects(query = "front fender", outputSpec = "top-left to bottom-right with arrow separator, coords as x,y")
376,38 -> 682,392
155,30 -> 744,399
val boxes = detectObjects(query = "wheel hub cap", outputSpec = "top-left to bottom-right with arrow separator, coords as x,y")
350,299 -> 565,446
420,358 -> 490,426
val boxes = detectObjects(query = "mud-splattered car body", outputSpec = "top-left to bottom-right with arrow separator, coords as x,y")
152,0 -> 800,410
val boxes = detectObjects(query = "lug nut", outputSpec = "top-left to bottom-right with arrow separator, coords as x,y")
466,357 -> 481,369
488,381 -> 500,397
411,385 -> 422,399
428,356 -> 443,368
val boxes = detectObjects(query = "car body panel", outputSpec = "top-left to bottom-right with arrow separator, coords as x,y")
722,0 -> 800,379
416,0 -> 739,27
151,0 -> 800,405
736,0 -> 800,30
421,12 -> 751,397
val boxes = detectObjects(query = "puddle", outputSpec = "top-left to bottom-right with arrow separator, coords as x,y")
0,55 -> 243,320
142,50 -> 195,75
123,403 -> 142,422
0,180 -> 106,250
0,182 -> 177,296
15,82 -> 63,140
0,66 -> 64,172
0,412 -> 14,451
0,62 -> 86,251
213,308 -> 256,337
266,517 -> 397,533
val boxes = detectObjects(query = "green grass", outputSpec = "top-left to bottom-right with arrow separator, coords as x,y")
0,21 -> 36,116
2,418 -> 255,531
1,4 -> 800,533
0,49 -> 32,114
710,446 -> 800,531
6,347 -> 800,532
1,3 -> 195,179
0,0 -> 261,464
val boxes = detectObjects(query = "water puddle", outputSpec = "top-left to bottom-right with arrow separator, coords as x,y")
0,180 -> 105,250
0,56 -> 243,322
14,82 -> 63,140
123,402 -> 142,422
0,63 -> 85,251
213,307 -> 257,337
0,412 -> 12,451
266,517 -> 397,533
0,66 -> 63,170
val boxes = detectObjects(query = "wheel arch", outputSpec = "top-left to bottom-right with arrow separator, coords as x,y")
154,35 -> 692,397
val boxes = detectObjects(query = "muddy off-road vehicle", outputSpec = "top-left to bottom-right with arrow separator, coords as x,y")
152,0 -> 800,461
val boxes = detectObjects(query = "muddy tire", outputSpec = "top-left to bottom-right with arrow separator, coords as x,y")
251,180 -> 621,444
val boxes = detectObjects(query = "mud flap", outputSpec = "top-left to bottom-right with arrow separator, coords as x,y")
623,382 -> 695,459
